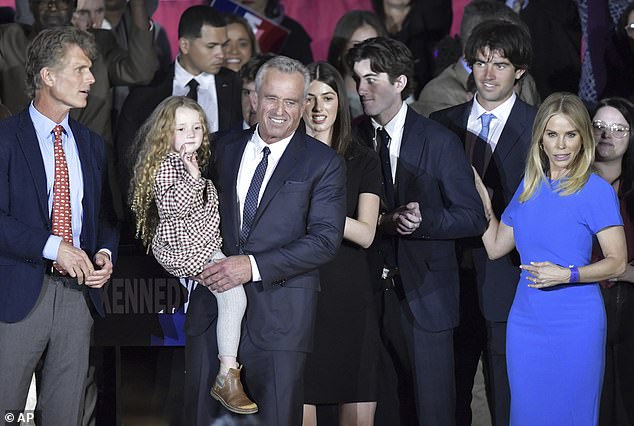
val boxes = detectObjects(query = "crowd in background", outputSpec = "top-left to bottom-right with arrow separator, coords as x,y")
0,0 -> 633,425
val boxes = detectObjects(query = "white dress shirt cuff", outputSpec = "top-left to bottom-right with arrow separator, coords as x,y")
97,249 -> 112,261
248,255 -> 261,282
43,235 -> 63,261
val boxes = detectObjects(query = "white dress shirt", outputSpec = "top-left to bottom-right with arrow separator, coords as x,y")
466,92 -> 517,167
371,102 -> 408,183
173,58 -> 220,133
236,126 -> 294,281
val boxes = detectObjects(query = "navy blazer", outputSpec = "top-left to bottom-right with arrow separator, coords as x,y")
431,98 -> 536,321
356,107 -> 487,331
185,128 -> 346,352
0,109 -> 119,323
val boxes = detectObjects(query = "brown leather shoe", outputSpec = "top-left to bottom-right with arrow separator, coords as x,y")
211,366 -> 258,415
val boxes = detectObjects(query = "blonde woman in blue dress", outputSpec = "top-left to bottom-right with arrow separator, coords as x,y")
473,92 -> 627,425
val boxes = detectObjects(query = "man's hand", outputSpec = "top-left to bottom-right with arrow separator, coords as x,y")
85,251 -> 114,288
395,202 -> 421,235
56,241 -> 94,285
196,255 -> 252,293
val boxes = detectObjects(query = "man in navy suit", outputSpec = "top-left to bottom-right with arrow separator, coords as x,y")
347,37 -> 486,426
190,56 -> 346,425
0,27 -> 118,424
430,21 -> 536,426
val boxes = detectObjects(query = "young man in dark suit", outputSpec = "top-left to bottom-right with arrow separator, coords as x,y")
0,26 -> 118,424
430,20 -> 536,426
347,37 -> 486,426
190,56 -> 346,426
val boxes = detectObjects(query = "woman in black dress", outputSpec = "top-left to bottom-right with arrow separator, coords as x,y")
301,61 -> 382,426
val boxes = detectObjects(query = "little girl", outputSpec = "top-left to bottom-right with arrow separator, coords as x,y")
130,96 -> 257,415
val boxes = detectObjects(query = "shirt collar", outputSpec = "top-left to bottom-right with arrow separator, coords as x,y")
251,125 -> 294,157
29,102 -> 70,140
174,57 -> 215,89
471,92 -> 517,122
371,101 -> 408,139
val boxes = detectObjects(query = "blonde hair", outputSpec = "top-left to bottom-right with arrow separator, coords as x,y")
520,92 -> 594,202
130,96 -> 211,247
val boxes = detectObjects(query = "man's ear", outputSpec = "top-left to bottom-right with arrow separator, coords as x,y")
40,67 -> 55,88
394,74 -> 407,93
178,37 -> 190,55
514,68 -> 527,81
249,90 -> 258,112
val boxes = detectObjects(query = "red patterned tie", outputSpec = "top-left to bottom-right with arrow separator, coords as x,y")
51,125 -> 72,273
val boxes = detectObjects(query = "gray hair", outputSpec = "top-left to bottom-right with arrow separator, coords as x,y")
25,26 -> 97,99
255,55 -> 310,99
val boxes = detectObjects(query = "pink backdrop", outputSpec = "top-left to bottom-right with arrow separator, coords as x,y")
0,0 -> 468,62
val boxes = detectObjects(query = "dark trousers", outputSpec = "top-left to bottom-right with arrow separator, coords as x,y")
600,283 -> 634,426
454,269 -> 510,426
374,277 -> 456,426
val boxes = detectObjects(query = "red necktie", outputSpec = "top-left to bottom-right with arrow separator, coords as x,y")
51,125 -> 72,272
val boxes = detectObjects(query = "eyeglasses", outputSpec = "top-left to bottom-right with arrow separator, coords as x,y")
592,120 -> 630,138
626,22 -> 634,38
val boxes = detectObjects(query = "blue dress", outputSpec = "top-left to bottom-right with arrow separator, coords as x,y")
501,174 -> 622,426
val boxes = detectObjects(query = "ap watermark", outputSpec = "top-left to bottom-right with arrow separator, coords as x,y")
4,410 -> 36,426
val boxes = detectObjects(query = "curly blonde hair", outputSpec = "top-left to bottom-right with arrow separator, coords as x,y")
130,96 -> 211,247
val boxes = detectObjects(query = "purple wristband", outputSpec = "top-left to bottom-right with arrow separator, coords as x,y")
568,265 -> 579,283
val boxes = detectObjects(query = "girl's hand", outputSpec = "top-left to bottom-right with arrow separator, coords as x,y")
521,261 -> 571,288
179,144 -> 200,179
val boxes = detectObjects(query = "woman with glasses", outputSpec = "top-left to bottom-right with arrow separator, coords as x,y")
602,2 -> 634,101
473,92 -> 627,425
592,97 -> 634,426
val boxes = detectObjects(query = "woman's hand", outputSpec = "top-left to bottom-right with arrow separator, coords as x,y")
179,144 -> 200,180
472,166 -> 493,221
521,261 -> 571,288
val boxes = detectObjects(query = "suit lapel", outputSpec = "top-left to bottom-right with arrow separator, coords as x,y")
493,101 -> 528,163
222,134 -> 249,249
16,111 -> 49,223
395,108 -> 425,205
70,120 -> 93,229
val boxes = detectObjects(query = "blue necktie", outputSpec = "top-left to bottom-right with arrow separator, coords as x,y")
474,113 -> 494,176
377,127 -> 395,210
240,146 -> 270,250
186,79 -> 199,102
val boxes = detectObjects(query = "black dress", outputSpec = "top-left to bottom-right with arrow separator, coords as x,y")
304,143 -> 382,404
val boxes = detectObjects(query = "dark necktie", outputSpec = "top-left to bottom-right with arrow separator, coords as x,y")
186,79 -> 199,102
51,125 -> 72,273
377,127 -> 395,210
473,113 -> 494,176
240,146 -> 271,250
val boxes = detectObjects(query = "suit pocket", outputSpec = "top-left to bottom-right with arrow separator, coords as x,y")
279,180 -> 311,193
0,255 -> 16,265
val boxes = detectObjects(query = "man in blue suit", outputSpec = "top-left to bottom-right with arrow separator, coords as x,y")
190,56 -> 346,426
347,37 -> 487,426
430,20 -> 536,426
0,27 -> 118,424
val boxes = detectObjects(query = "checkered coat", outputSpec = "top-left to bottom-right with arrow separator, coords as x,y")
152,153 -> 223,277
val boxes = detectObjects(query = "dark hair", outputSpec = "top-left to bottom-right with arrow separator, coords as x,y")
224,13 -> 258,54
460,0 -> 522,49
464,20 -> 532,78
306,62 -> 351,156
25,26 -> 97,99
345,36 -> 415,99
595,97 -> 634,221
178,5 -> 226,39
239,52 -> 276,83
327,10 -> 387,75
